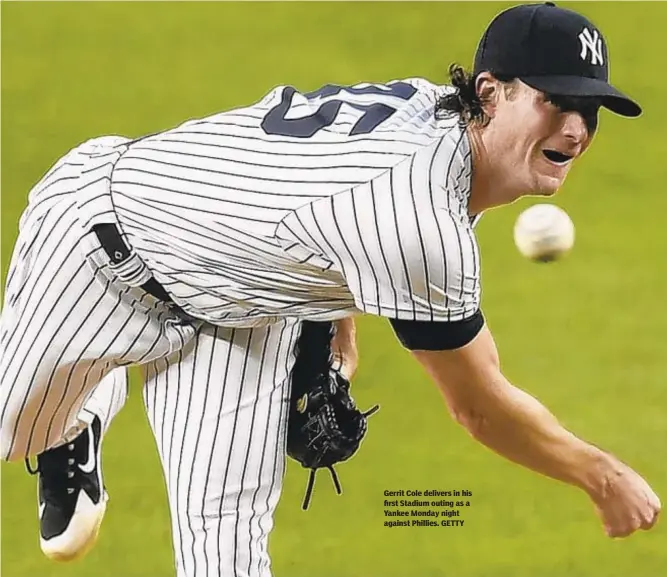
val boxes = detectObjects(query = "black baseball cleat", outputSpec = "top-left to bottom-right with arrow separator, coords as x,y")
25,416 -> 108,562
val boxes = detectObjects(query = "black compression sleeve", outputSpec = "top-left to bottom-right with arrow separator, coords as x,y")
389,309 -> 485,351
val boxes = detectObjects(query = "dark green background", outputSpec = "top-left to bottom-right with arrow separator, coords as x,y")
2,2 -> 666,576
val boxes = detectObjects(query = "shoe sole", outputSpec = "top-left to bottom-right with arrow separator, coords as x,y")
40,496 -> 107,562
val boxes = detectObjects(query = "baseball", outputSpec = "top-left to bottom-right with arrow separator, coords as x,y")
513,204 -> 575,262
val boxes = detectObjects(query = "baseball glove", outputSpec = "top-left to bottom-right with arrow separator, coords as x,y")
287,320 -> 379,510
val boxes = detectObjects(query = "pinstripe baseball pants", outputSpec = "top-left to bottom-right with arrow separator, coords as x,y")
0,137 -> 301,576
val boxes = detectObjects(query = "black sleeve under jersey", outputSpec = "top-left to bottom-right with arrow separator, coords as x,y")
389,309 -> 485,351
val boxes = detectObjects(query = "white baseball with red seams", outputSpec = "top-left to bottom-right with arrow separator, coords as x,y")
513,203 -> 575,262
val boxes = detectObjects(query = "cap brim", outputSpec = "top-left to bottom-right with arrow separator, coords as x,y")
519,75 -> 642,118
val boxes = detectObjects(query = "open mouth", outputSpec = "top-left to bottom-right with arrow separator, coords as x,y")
542,149 -> 573,164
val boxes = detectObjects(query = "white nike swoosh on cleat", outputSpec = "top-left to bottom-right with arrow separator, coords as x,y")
77,429 -> 96,475
39,501 -> 46,519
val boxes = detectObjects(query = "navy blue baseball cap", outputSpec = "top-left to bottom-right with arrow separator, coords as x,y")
473,2 -> 641,117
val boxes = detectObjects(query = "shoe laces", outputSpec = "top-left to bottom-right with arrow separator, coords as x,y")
25,442 -> 80,502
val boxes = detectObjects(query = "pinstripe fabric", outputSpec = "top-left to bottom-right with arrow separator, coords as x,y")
276,130 -> 477,321
0,137 -> 197,461
107,78 -> 480,328
142,320 -> 300,577
76,367 -> 129,436
2,77 -> 482,577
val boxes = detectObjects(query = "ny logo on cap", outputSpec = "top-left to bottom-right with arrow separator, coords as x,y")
578,27 -> 604,65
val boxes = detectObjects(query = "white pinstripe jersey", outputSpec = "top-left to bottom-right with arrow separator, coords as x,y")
101,77 -> 480,328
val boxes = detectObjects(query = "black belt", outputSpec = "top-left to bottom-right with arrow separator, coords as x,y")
92,223 -> 174,305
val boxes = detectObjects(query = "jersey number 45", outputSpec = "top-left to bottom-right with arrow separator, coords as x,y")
261,82 -> 417,138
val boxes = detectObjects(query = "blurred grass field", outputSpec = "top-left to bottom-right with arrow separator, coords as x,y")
1,2 -> 666,577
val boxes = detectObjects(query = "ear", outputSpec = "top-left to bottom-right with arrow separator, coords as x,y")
475,72 -> 502,119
